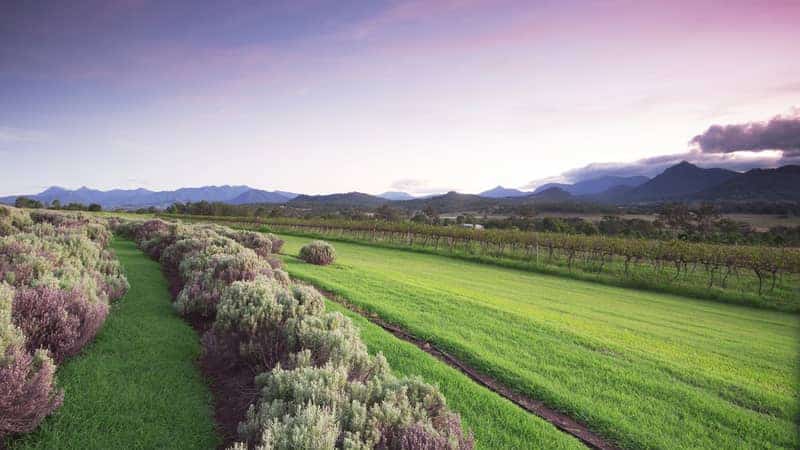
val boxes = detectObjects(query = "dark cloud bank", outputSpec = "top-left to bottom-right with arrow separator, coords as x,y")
690,113 -> 800,157
541,112 -> 800,185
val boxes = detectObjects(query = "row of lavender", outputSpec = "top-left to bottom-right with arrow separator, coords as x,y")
0,207 -> 128,438
121,219 -> 473,450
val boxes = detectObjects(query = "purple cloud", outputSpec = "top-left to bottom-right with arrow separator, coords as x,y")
691,112 -> 800,157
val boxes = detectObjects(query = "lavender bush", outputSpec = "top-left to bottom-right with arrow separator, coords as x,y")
0,208 -> 124,439
0,283 -> 63,439
299,240 -> 336,266
118,219 -> 472,450
12,287 -> 108,363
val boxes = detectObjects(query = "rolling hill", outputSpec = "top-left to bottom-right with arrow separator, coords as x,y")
479,186 -> 530,198
288,192 -> 388,209
229,189 -> 294,204
396,191 -> 499,212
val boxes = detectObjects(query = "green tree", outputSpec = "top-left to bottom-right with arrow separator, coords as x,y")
15,196 -> 43,209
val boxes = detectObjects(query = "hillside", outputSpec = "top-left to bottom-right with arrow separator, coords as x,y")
696,165 -> 800,201
396,191 -> 499,212
624,162 -> 737,202
523,187 -> 573,201
229,189 -> 292,204
288,192 -> 387,209
479,186 -> 530,198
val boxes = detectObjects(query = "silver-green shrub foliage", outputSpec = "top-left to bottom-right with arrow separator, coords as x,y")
124,218 -> 472,450
299,240 -> 336,266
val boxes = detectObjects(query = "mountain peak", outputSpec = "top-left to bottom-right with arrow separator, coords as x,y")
41,186 -> 68,194
479,185 -> 529,198
625,161 -> 737,201
664,161 -> 699,173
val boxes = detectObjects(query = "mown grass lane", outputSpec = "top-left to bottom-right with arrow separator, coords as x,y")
6,239 -> 219,450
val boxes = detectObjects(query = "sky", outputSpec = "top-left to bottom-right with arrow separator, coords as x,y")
1,0 -> 799,196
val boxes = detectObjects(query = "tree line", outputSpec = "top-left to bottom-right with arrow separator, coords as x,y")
13,197 -> 103,212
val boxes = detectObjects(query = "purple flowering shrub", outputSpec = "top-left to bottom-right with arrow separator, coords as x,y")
0,238 -> 56,287
12,287 -> 108,364
0,208 -> 124,439
265,256 -> 283,270
266,233 -> 285,254
134,219 -> 171,243
0,283 -> 63,439
226,231 -> 274,258
0,346 -> 63,438
29,211 -> 88,229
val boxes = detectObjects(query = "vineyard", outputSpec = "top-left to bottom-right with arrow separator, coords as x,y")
160,214 -> 800,311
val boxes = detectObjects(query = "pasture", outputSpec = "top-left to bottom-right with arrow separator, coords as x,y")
279,234 -> 800,450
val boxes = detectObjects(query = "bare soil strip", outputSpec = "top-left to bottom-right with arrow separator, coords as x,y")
309,284 -> 619,450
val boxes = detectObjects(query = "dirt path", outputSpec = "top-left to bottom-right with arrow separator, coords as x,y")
310,285 -> 619,450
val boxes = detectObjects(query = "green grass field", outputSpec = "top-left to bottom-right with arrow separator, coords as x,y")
279,235 -> 800,450
253,224 -> 798,312
6,239 -> 219,450
325,300 -> 584,450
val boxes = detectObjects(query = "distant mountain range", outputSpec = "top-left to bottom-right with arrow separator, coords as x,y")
0,186 -> 298,209
596,162 -> 800,203
478,175 -> 650,199
2,162 -> 798,211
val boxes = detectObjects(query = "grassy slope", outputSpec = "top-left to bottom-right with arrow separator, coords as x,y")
260,227 -> 798,312
280,235 -> 800,450
324,300 -> 584,450
7,239 -> 219,450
